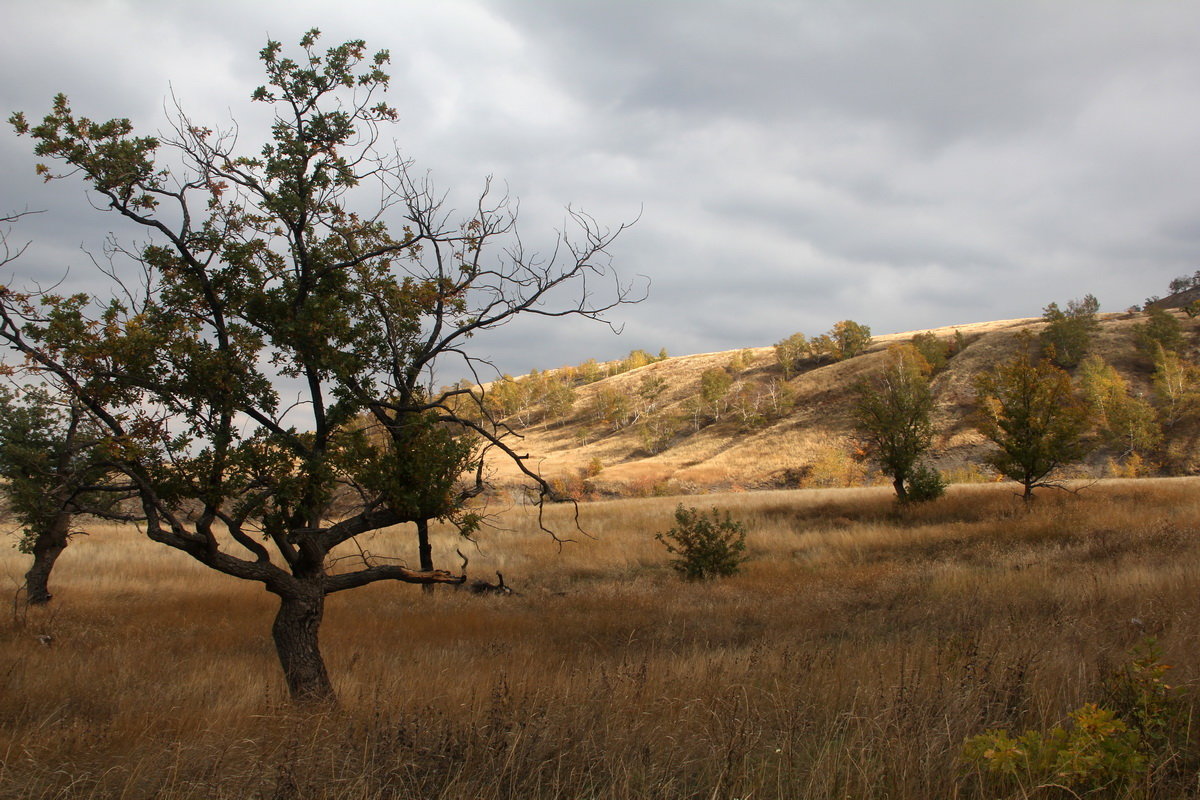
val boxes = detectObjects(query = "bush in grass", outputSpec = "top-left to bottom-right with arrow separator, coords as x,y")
904,462 -> 947,503
655,504 -> 747,580
963,638 -> 1193,797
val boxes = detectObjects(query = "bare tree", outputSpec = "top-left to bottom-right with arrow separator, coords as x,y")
3,30 -> 639,703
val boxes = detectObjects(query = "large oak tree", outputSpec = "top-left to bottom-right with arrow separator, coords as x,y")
1,31 -> 637,702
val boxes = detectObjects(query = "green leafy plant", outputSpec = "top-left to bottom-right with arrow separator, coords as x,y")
964,638 -> 1192,797
904,461 -> 947,503
1040,294 -> 1100,368
964,703 -> 1145,795
656,504 -> 747,580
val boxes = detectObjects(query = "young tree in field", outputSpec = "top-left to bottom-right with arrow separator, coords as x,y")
852,344 -> 937,501
1039,294 -> 1100,369
0,389 -> 127,604
974,338 -> 1093,503
3,31 -> 638,703
351,409 -> 483,592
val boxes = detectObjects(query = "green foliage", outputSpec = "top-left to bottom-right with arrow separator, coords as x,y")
655,504 -> 747,581
1078,355 -> 1161,458
813,319 -> 873,362
1151,346 -> 1200,428
964,639 -> 1190,797
905,462 -> 947,503
1040,294 -> 1100,368
0,389 -> 111,552
345,410 -> 480,528
853,344 -> 936,501
773,332 -> 809,380
775,320 -> 872,377
974,335 -> 1093,501
699,367 -> 733,418
1132,307 -> 1185,358
909,331 -> 953,372
963,704 -> 1145,794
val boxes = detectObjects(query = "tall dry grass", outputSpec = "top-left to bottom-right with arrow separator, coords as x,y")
2,480 -> 1200,798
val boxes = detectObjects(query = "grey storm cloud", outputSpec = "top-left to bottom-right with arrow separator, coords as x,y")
3,0 -> 1200,377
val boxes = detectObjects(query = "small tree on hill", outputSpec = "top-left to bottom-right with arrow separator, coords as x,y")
1040,294 -> 1100,369
774,331 -> 810,379
853,344 -> 939,502
1151,346 -> 1200,429
975,336 -> 1093,503
3,31 -> 638,703
813,319 -> 873,362
1132,308 -> 1185,360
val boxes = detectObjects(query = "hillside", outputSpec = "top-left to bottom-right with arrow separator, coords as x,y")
484,309 -> 1200,496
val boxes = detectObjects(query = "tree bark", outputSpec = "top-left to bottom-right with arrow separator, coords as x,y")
271,582 -> 335,704
23,512 -> 71,605
417,518 -> 434,594
892,475 -> 908,502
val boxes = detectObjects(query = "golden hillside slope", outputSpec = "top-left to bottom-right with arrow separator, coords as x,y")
486,311 -> 1199,496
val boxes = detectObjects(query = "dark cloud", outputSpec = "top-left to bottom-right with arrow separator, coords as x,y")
3,0 -> 1200,377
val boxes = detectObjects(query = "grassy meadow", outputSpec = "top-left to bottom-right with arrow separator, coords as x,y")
3,479 -> 1200,798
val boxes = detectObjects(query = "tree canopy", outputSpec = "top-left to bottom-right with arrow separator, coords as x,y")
2,30 -> 638,702
975,336 -> 1093,502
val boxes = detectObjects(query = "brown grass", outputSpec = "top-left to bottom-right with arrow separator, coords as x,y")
3,479 -> 1200,798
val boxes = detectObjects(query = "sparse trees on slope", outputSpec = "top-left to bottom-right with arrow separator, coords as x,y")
853,344 -> 938,501
1151,346 -> 1200,429
974,337 -> 1093,503
1078,355 -> 1160,461
3,31 -> 637,703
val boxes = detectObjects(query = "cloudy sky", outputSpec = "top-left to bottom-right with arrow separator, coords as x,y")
3,0 -> 1200,378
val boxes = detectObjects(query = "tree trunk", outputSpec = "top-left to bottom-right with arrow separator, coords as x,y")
417,518 -> 434,594
23,512 -> 71,605
892,475 -> 908,502
271,583 -> 335,704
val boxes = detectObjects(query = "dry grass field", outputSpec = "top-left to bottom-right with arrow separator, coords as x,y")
3,479 -> 1200,798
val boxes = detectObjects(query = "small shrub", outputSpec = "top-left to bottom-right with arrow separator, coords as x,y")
904,462 -> 946,503
655,504 -> 747,581
964,703 -> 1144,794
963,639 -> 1192,797
804,441 -> 868,488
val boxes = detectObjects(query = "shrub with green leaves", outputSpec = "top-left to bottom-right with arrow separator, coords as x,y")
963,638 -> 1194,797
963,704 -> 1145,794
655,504 -> 747,580
904,462 -> 947,503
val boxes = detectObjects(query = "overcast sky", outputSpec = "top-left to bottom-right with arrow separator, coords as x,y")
3,0 -> 1200,379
